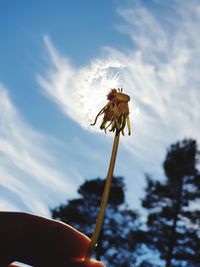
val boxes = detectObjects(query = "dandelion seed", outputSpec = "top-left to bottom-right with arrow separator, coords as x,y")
79,58 -> 124,131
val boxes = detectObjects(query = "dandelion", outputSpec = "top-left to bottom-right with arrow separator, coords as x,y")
85,85 -> 131,262
91,88 -> 131,135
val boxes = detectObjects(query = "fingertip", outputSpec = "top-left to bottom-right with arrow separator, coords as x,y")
86,259 -> 106,267
70,258 -> 106,267
55,222 -> 90,258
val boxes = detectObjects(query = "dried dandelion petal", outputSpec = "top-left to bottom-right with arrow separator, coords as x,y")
91,88 -> 131,135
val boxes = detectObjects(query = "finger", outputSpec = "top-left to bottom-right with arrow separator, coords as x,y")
1,212 -> 90,266
7,260 -> 106,267
17,213 -> 90,265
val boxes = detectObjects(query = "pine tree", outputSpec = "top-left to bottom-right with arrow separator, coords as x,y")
142,139 -> 200,267
51,177 -> 141,266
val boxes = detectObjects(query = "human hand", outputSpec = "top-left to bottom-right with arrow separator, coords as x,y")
0,212 -> 105,267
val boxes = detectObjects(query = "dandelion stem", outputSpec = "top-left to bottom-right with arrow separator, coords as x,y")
85,131 -> 120,261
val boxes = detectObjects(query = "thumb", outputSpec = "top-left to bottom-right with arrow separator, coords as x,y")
69,259 -> 106,267
85,260 -> 106,267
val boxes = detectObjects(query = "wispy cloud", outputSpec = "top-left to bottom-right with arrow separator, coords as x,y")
111,0 -> 200,165
0,84 -> 82,216
37,0 -> 200,206
37,36 -> 127,132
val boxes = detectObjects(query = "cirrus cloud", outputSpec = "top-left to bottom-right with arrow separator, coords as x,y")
37,0 -> 200,204
0,84 -> 82,216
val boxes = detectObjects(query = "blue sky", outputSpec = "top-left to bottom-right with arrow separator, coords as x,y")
0,0 -> 200,219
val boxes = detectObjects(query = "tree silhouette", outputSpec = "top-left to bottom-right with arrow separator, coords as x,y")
51,177 -> 141,266
142,139 -> 200,267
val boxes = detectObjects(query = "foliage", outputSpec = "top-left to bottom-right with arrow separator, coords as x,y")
51,177 -> 141,266
142,139 -> 200,267
51,139 -> 200,266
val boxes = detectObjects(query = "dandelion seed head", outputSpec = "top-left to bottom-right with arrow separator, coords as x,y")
78,57 -> 124,132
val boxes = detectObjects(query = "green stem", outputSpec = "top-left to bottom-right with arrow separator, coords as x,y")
85,132 -> 120,262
